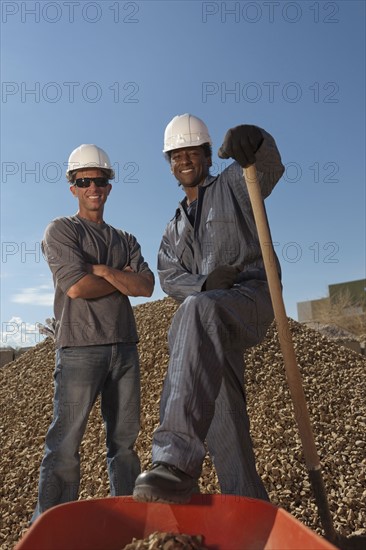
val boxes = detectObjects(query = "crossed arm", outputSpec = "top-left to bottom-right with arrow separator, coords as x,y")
67,265 -> 154,300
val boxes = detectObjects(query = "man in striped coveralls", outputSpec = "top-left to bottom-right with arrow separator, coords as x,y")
134,114 -> 284,504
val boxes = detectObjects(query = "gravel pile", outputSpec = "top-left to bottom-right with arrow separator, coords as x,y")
306,323 -> 363,342
1,297 -> 365,549
122,531 -> 207,549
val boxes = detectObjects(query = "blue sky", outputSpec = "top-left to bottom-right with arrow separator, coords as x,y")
1,0 -> 365,347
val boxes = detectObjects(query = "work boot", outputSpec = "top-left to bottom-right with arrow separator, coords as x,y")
133,462 -> 199,504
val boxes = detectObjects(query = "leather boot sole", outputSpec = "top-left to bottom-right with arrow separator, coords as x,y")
133,484 -> 194,504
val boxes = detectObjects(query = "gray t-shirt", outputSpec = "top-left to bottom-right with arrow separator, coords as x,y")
42,215 -> 153,348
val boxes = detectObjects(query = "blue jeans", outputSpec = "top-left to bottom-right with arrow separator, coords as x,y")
31,343 -> 141,522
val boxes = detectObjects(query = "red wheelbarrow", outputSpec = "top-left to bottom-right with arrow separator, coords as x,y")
15,494 -> 338,550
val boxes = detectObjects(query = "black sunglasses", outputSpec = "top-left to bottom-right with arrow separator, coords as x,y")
74,177 -> 110,188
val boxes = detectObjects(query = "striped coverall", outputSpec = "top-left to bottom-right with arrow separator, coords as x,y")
153,130 -> 285,499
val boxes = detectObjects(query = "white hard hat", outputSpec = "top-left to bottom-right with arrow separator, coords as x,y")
66,144 -> 115,182
163,114 -> 212,153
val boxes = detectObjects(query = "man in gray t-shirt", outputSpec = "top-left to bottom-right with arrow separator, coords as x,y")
31,144 -> 154,523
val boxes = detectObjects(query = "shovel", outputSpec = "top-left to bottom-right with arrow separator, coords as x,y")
243,164 -> 366,550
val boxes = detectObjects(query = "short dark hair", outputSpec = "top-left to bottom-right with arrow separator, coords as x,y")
165,143 -> 212,163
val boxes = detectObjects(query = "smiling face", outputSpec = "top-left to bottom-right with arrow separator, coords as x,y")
170,146 -> 212,203
70,167 -> 112,222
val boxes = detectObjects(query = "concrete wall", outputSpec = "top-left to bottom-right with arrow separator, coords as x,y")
297,297 -> 329,322
0,349 -> 15,368
0,347 -> 32,368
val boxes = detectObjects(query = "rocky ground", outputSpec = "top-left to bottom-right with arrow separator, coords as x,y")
1,297 -> 365,549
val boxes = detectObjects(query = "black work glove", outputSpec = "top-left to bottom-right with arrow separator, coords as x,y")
218,125 -> 263,167
203,265 -> 241,291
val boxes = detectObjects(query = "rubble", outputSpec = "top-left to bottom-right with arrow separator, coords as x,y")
1,297 -> 365,548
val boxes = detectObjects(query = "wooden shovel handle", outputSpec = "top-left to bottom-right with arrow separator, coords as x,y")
243,165 -> 320,470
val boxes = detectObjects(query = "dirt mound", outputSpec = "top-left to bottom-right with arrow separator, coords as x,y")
1,297 -> 365,548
